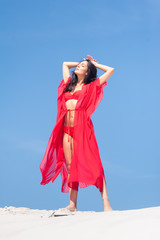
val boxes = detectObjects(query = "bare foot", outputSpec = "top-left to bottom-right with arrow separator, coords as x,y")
104,206 -> 113,211
65,204 -> 77,212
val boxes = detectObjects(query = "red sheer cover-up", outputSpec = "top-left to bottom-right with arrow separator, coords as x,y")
40,76 -> 107,193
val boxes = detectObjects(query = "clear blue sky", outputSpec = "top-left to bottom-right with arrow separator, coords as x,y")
0,0 -> 160,212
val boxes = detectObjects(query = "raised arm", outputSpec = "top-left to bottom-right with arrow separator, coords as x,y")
63,62 -> 79,83
95,62 -> 114,85
87,56 -> 115,86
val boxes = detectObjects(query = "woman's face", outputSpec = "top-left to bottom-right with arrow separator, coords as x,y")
74,61 -> 88,77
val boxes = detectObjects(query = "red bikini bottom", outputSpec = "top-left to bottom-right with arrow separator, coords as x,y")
64,125 -> 74,142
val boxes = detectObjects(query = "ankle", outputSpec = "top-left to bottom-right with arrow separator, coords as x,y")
66,205 -> 77,211
67,203 -> 77,208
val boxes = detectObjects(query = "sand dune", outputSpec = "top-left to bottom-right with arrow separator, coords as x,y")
0,206 -> 160,240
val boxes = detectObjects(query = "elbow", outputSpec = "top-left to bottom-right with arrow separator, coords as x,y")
63,62 -> 69,66
110,67 -> 115,74
106,67 -> 114,73
111,67 -> 115,72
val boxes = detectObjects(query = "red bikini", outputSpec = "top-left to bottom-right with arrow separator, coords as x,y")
64,90 -> 81,142
64,90 -> 81,101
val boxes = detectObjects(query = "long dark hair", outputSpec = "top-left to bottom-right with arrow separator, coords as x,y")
63,59 -> 97,93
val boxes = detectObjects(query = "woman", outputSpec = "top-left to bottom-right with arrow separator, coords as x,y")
40,55 -> 114,213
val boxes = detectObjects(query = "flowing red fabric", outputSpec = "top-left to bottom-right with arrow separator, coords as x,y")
40,76 -> 107,193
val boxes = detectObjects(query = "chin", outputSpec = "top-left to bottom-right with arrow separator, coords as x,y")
75,72 -> 83,76
75,72 -> 80,76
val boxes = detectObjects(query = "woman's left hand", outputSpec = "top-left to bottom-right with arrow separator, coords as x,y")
87,55 -> 98,66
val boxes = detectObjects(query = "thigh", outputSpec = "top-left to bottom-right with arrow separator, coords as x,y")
63,132 -> 74,166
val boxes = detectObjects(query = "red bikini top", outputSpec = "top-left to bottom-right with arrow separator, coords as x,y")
64,90 -> 81,102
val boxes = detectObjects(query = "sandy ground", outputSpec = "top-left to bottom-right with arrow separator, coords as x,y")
0,205 -> 160,240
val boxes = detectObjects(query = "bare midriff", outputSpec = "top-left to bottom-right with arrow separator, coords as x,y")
64,99 -> 77,127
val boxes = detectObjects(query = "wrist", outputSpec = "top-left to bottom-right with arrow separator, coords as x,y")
92,61 -> 98,68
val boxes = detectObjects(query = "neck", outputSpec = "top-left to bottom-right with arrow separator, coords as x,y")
77,76 -> 85,85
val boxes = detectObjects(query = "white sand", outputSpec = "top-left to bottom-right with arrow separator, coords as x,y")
0,206 -> 160,240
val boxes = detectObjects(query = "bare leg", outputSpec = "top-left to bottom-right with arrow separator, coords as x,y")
101,176 -> 112,211
65,174 -> 78,211
63,132 -> 78,211
63,130 -> 112,212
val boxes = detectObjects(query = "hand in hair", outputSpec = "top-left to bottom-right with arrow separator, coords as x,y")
87,55 -> 98,64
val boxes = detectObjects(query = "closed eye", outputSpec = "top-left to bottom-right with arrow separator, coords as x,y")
78,63 -> 86,67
